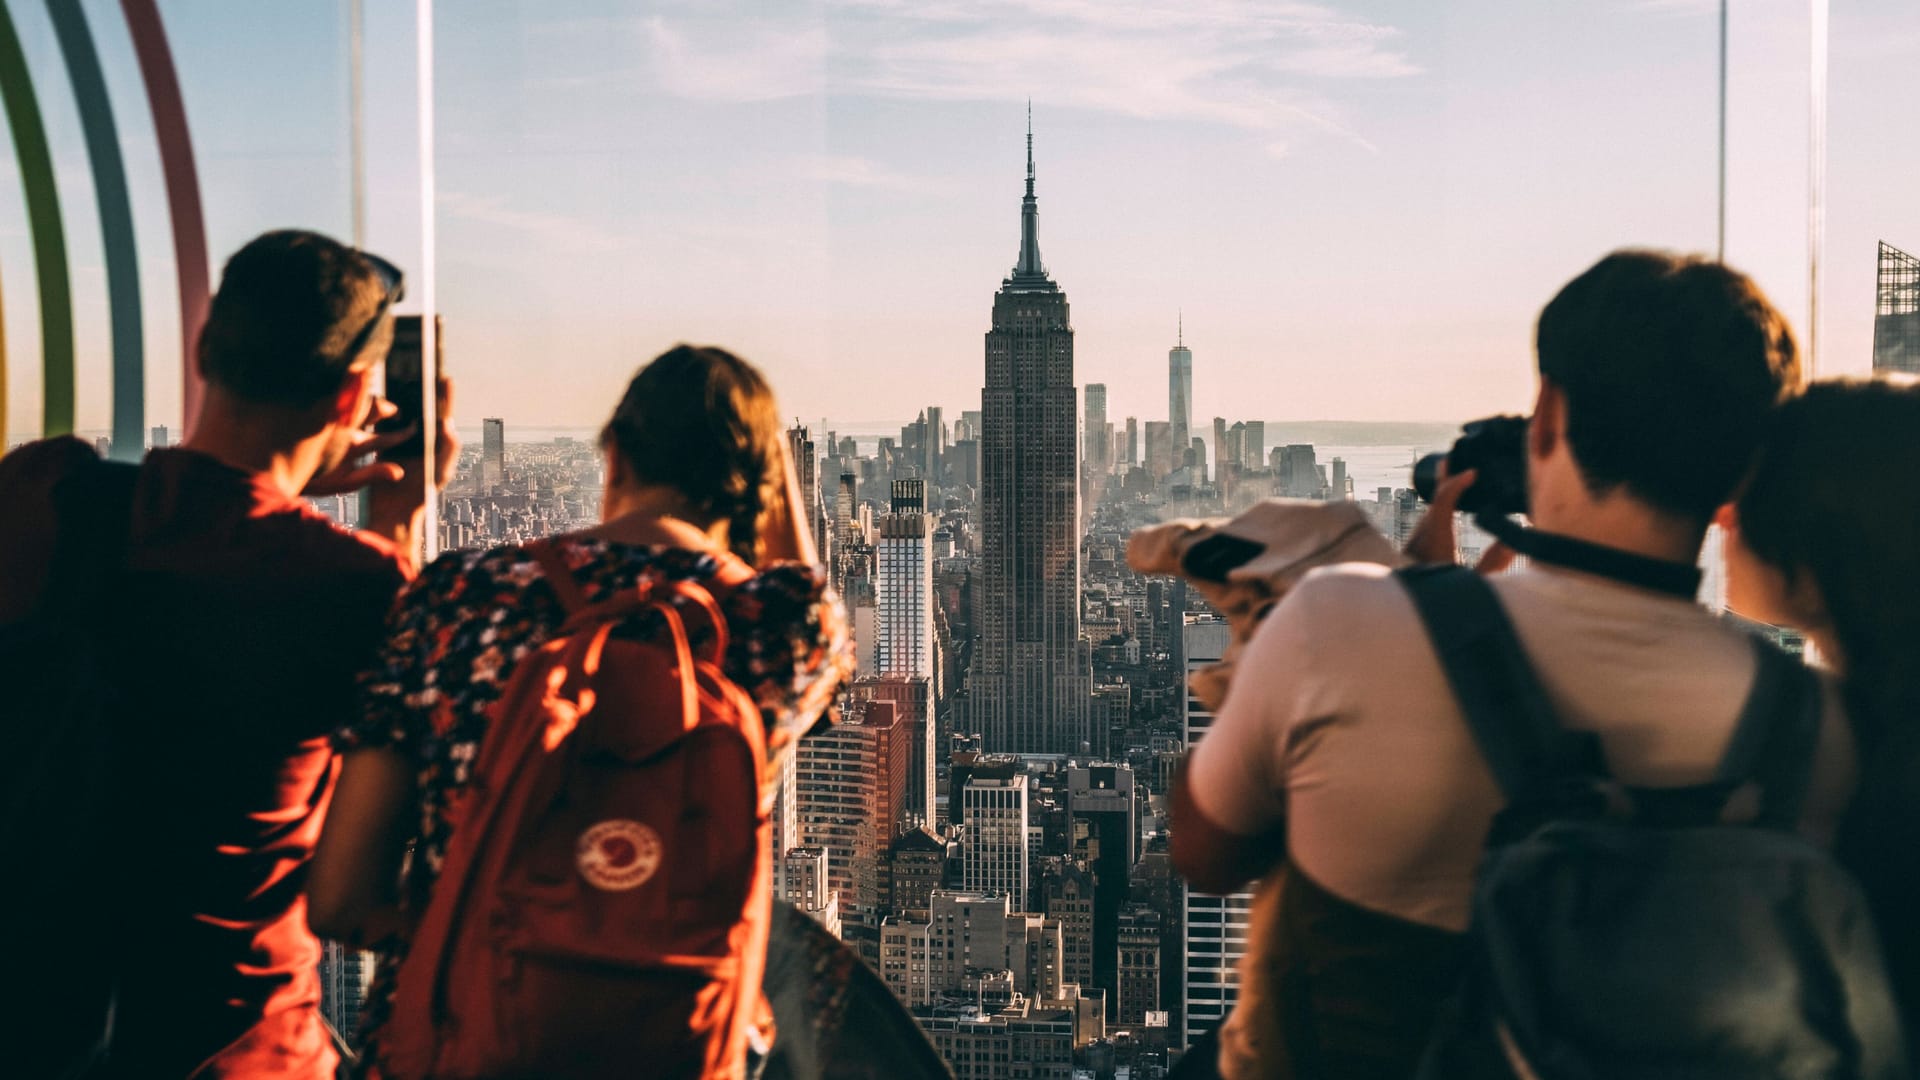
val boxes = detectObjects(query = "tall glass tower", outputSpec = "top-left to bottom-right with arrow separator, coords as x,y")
1169,321 -> 1193,455
971,114 -> 1093,756
1875,241 -> 1920,374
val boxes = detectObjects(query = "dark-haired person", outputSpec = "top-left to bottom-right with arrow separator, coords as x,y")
1168,251 -> 1854,1080
309,344 -> 854,1077
1722,375 -> 1920,1043
0,230 -> 455,1078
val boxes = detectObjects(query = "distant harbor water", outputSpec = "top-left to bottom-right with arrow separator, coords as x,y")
473,425 -> 1445,500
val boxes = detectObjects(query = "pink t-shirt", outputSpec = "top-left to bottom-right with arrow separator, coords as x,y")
1186,561 -> 1856,932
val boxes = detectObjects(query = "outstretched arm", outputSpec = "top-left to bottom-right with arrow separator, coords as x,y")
1171,755 -> 1287,895
308,746 -> 416,949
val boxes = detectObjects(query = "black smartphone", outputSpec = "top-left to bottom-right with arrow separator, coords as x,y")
376,314 -> 443,459
1180,532 -> 1264,583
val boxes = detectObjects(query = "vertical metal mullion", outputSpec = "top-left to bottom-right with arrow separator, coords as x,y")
1717,0 -> 1727,262
1806,0 -> 1828,378
417,0 -> 438,562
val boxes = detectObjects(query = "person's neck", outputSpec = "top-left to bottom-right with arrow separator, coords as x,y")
181,394 -> 326,501
1530,491 -> 1705,568
592,487 -> 730,552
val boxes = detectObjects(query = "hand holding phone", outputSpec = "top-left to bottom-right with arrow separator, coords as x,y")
376,315 -> 443,461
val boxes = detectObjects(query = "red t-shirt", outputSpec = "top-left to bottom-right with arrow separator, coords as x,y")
0,437 -> 410,1078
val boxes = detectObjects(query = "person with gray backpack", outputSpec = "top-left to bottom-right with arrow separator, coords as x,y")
1170,250 -> 1906,1079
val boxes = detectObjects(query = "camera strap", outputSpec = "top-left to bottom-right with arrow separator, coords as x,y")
1473,512 -> 1702,601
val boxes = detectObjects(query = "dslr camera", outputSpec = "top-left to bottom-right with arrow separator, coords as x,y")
1412,415 -> 1529,517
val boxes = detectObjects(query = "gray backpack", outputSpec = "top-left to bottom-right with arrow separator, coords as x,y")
1399,565 -> 1908,1080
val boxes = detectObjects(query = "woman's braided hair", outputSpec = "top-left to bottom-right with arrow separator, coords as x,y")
600,345 -> 784,565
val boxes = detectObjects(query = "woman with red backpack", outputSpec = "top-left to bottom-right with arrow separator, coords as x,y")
308,345 -> 854,1079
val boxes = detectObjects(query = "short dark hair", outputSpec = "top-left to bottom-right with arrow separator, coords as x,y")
198,230 -> 391,408
1536,250 -> 1800,524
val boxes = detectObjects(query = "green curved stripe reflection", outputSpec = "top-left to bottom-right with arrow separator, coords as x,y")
49,0 -> 142,460
0,3 -> 74,438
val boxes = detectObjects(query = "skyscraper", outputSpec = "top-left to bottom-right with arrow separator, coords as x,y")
1875,241 -> 1920,374
1144,422 -> 1172,480
1068,763 -> 1137,1007
787,424 -> 824,556
925,405 -> 946,481
877,479 -> 933,679
962,760 -> 1032,912
482,418 -> 505,493
771,749 -> 798,898
972,114 -> 1093,756
796,699 -> 911,938
1124,417 -> 1139,468
852,676 -> 937,830
1182,620 -> 1249,1049
1084,383 -> 1108,474
1169,320 -> 1192,454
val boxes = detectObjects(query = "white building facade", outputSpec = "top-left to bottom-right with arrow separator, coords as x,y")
1180,620 -> 1251,1049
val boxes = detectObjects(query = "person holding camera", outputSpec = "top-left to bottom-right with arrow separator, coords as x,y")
0,230 -> 456,1078
1169,251 -> 1868,1079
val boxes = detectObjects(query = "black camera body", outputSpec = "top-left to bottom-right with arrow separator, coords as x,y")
1413,415 -> 1529,517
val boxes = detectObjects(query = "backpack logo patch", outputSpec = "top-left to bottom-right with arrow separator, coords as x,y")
575,819 -> 662,891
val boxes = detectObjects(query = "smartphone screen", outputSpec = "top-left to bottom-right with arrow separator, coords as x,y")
376,314 -> 442,459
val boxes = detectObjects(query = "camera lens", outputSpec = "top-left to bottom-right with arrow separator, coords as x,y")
1412,453 -> 1445,503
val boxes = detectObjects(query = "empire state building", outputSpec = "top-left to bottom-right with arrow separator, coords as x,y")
970,117 -> 1093,757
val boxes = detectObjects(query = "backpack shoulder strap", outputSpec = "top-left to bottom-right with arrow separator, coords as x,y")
1710,636 -> 1824,829
1395,564 -> 1605,805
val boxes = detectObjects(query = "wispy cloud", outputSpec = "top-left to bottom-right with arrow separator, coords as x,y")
792,154 -> 935,190
637,0 -> 1418,155
642,16 -> 829,103
439,191 -> 625,253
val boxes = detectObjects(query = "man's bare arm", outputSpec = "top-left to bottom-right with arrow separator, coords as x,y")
1170,755 -> 1287,895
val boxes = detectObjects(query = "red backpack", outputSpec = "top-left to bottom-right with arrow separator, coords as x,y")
379,541 -> 774,1080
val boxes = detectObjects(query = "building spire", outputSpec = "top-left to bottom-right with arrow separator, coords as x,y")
1178,309 -> 1183,347
1012,102 -> 1046,282
1026,100 -> 1034,196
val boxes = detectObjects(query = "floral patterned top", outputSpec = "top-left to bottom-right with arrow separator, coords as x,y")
335,534 -> 853,1056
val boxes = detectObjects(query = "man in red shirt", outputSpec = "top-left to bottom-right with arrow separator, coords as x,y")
0,230 -> 455,1078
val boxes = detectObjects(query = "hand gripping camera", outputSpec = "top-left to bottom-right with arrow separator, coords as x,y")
1412,415 -> 1530,518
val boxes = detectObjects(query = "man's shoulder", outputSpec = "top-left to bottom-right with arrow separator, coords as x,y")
1285,561 -> 1420,620
252,502 -> 412,589
1246,561 -> 1428,668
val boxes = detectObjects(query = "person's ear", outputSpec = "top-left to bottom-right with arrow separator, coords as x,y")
332,365 -> 375,429
604,443 -> 631,489
1529,381 -> 1562,461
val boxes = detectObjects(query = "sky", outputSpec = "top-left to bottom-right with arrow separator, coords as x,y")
0,0 -> 1916,441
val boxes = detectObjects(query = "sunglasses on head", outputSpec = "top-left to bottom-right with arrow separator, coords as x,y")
340,250 -> 406,365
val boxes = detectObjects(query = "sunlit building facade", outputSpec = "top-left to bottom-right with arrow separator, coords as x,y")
1180,620 -> 1250,1048
970,123 -> 1093,757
